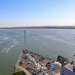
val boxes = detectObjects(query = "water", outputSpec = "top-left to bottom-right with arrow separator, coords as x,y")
0,28 -> 75,75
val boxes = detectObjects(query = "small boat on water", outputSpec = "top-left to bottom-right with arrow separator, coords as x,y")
12,31 -> 75,75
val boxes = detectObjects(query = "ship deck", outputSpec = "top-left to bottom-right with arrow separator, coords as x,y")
17,50 -> 61,75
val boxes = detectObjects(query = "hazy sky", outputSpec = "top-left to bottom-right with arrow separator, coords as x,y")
0,0 -> 75,27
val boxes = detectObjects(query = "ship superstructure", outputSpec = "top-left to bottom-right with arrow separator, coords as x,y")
60,56 -> 75,75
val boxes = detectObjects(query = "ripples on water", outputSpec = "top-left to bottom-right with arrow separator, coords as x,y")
0,29 -> 75,58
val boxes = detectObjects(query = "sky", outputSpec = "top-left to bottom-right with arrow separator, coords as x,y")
0,0 -> 75,27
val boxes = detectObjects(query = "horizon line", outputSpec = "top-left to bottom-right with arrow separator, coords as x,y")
0,26 -> 75,29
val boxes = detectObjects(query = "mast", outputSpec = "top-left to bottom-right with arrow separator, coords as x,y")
24,30 -> 26,50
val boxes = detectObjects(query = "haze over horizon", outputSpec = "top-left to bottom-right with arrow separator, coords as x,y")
0,0 -> 75,27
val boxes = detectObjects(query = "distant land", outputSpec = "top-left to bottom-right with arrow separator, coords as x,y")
0,26 -> 75,29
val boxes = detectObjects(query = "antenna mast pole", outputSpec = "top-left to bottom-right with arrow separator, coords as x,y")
24,30 -> 26,50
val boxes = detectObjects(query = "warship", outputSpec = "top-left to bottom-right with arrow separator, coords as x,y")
12,31 -> 75,75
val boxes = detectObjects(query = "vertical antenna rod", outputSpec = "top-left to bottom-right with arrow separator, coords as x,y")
24,30 -> 26,50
